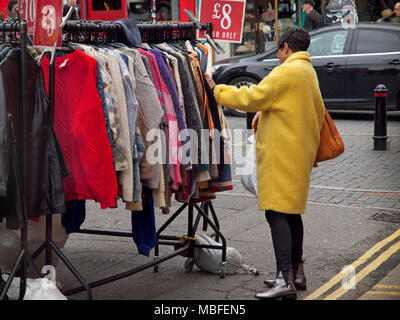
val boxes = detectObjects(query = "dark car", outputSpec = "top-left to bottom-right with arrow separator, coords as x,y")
212,23 -> 400,116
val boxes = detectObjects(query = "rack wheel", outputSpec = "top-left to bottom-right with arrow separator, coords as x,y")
219,262 -> 226,278
184,258 -> 194,273
154,257 -> 159,273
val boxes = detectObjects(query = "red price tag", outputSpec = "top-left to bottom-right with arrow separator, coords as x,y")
197,0 -> 246,43
18,0 -> 37,35
33,0 -> 62,48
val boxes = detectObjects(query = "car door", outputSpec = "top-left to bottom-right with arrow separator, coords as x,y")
308,28 -> 351,109
345,28 -> 400,110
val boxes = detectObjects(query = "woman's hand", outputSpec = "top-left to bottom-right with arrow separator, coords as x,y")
252,112 -> 261,133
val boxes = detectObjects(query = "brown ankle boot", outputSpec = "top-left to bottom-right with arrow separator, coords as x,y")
294,262 -> 307,291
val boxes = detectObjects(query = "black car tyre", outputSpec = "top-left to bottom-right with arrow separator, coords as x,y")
224,76 -> 259,117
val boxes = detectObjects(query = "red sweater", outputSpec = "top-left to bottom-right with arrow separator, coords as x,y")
0,0 -> 7,19
41,49 -> 117,209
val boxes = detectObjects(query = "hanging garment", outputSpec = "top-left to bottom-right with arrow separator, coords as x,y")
150,49 -> 191,170
100,49 -> 134,201
0,71 -> 25,229
0,71 -> 9,197
61,200 -> 86,234
110,50 -> 137,203
41,49 -> 118,209
137,48 -> 182,191
204,80 -> 233,192
95,63 -> 114,159
114,19 -> 142,47
118,47 -> 164,190
196,42 -> 208,74
74,44 -> 129,172
1,49 -> 67,227
157,44 -> 208,199
131,187 -> 156,257
204,43 -> 213,76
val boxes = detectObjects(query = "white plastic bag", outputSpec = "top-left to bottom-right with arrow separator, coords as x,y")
240,134 -> 258,197
191,233 -> 259,275
1,274 -> 67,300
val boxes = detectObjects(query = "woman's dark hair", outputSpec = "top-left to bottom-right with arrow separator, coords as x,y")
277,27 -> 310,52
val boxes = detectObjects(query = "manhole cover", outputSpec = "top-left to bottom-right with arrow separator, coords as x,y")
371,211 -> 400,223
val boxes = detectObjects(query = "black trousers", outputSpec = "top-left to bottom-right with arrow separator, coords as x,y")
265,210 -> 304,274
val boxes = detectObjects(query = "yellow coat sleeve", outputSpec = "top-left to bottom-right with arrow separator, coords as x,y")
213,71 -> 277,113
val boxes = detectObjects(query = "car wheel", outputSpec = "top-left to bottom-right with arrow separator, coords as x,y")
225,76 -> 259,117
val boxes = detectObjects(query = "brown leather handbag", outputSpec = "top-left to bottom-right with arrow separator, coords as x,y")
314,109 -> 344,165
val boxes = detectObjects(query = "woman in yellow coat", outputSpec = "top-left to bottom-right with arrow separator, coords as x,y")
212,28 -> 325,300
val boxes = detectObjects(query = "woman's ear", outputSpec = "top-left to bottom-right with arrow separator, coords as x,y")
283,42 -> 289,53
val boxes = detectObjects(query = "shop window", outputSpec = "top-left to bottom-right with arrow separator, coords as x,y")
157,0 -> 172,20
257,0 -> 276,51
127,0 -> 173,21
276,0 -> 298,37
85,0 -> 127,20
128,0 -> 151,20
232,0 -> 256,55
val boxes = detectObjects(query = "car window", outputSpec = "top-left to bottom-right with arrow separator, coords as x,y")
259,51 -> 277,60
356,30 -> 400,54
308,30 -> 349,56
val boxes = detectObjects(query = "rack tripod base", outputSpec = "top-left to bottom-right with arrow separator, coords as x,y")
154,200 -> 227,278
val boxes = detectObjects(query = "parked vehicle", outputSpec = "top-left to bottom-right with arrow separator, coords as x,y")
212,23 -> 400,117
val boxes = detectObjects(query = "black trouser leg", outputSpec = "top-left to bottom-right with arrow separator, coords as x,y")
265,211 -> 304,274
265,210 -> 292,273
288,214 -> 304,276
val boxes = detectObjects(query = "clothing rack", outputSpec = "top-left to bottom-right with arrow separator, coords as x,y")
25,21 -> 226,299
0,20 -> 43,300
62,20 -> 219,52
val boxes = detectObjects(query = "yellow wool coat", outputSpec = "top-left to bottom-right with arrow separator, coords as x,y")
214,51 -> 325,214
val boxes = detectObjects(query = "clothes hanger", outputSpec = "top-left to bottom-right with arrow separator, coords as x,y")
36,40 -> 57,66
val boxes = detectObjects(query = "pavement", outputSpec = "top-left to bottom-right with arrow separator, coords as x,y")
6,116 -> 399,302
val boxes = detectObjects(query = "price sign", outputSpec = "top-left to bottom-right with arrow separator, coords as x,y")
18,0 -> 37,35
197,0 -> 246,43
33,0 -> 62,48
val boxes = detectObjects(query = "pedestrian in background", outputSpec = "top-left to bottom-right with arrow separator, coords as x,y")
208,28 -> 325,300
63,0 -> 80,20
392,2 -> 400,22
301,0 -> 324,32
356,0 -> 389,21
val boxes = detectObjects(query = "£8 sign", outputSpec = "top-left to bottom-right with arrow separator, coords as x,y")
198,0 -> 246,43
212,3 -> 232,30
